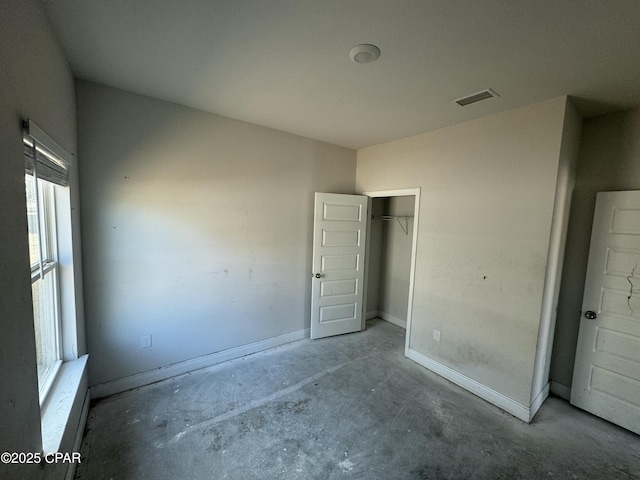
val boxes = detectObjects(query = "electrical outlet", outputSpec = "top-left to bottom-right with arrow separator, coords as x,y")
433,329 -> 441,342
140,335 -> 152,349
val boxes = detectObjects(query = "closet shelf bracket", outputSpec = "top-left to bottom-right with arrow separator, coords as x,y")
372,215 -> 413,235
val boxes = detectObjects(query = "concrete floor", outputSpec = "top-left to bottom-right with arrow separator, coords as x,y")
75,319 -> 640,480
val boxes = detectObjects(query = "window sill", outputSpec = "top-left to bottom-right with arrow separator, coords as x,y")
39,359 -> 63,409
41,354 -> 88,454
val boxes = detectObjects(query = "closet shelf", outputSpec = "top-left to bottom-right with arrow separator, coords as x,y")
372,215 -> 413,235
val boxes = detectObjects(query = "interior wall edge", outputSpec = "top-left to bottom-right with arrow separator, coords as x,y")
528,382 -> 550,422
530,97 -> 583,404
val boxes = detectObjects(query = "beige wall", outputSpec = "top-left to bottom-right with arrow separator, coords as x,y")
366,196 -> 415,324
0,1 -> 85,479
77,81 -> 356,387
356,97 -> 571,406
379,196 -> 415,323
551,107 -> 640,394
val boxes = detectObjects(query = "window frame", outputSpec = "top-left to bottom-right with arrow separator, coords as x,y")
23,119 -> 73,407
23,120 -> 89,454
27,175 -> 64,404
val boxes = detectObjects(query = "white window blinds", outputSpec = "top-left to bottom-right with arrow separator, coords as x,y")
23,119 -> 71,187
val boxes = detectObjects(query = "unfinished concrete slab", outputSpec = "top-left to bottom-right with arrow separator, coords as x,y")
75,320 -> 640,479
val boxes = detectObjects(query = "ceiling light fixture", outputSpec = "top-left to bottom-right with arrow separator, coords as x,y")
349,44 -> 381,64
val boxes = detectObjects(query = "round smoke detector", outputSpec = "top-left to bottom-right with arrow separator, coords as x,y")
349,44 -> 381,64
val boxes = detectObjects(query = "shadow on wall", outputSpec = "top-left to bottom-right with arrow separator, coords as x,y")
78,81 -> 356,386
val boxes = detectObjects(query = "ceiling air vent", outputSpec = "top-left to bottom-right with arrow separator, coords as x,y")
454,89 -> 499,107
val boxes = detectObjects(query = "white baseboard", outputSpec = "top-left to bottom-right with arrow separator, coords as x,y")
529,382 -> 550,421
366,310 -> 379,320
378,311 -> 407,329
406,347 -> 535,423
65,389 -> 90,480
91,329 -> 310,399
550,381 -> 571,401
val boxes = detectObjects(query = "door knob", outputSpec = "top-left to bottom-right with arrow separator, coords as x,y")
584,310 -> 597,320
314,273 -> 321,278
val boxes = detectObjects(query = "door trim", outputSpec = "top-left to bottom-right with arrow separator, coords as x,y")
362,188 -> 420,356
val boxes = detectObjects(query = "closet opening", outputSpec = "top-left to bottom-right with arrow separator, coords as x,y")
364,188 -> 420,354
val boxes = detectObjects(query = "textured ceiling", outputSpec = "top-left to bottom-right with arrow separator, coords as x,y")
42,0 -> 640,149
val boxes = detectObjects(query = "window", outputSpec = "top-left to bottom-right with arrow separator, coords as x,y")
23,120 -> 71,403
26,174 -> 62,399
23,120 -> 88,453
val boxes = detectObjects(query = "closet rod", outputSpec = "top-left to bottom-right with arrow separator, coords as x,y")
371,215 -> 413,235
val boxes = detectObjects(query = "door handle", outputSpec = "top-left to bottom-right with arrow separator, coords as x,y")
584,310 -> 597,320
313,273 -> 321,278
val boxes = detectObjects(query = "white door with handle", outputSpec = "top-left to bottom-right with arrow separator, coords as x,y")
571,190 -> 640,435
310,193 -> 368,339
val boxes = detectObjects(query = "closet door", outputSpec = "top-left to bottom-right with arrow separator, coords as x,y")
310,193 -> 368,339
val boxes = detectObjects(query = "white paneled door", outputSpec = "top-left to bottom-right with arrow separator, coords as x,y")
310,193 -> 368,339
571,191 -> 640,435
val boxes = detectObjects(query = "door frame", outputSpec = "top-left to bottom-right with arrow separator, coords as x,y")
362,188 -> 421,355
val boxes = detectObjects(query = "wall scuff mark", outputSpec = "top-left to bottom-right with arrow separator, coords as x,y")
627,262 -> 637,315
